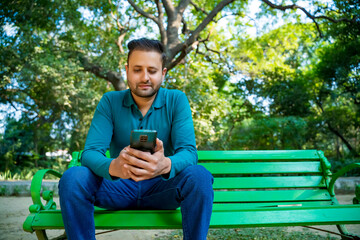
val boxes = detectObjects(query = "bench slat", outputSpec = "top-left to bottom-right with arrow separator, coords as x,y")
30,205 -> 360,229
200,162 -> 322,174
198,150 -> 320,161
210,205 -> 360,227
212,201 -> 333,210
213,176 -> 325,189
214,189 -> 331,203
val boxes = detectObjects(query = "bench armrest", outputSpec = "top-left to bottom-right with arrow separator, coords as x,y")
328,163 -> 360,202
30,169 -> 62,211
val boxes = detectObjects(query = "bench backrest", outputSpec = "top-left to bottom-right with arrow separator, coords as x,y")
70,150 -> 333,207
198,150 -> 333,208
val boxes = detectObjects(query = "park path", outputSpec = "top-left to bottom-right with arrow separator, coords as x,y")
0,196 -> 171,240
0,195 -> 359,240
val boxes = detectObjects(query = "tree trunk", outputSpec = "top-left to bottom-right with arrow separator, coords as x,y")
327,122 -> 359,157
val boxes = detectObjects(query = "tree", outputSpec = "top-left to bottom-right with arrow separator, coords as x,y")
1,0 -> 359,173
227,2 -> 360,156
310,22 -> 360,156
3,0 -> 356,91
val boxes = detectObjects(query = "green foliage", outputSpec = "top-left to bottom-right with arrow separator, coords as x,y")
230,116 -> 308,150
1,0 -> 116,172
1,0 -> 360,177
0,158 -> 68,180
164,54 -> 241,150
329,157 -> 360,177
228,15 -> 359,157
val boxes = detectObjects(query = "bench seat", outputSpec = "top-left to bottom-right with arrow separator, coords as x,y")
23,150 -> 360,239
28,204 -> 360,230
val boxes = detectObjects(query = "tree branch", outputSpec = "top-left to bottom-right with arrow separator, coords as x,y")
162,0 -> 176,17
315,100 -> 359,157
261,0 -> 359,38
155,0 -> 167,45
195,36 -> 233,72
115,32 -> 127,53
79,54 -> 126,91
0,89 -> 41,118
187,0 -> 235,43
168,0 -> 235,66
202,40 -> 221,57
176,0 -> 191,16
314,14 -> 359,23
190,0 -> 209,15
127,0 -> 160,25
109,0 -> 131,53
167,42 -> 199,70
190,0 -> 225,24
182,18 -> 189,35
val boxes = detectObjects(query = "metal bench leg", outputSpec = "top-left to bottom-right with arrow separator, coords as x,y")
337,225 -> 360,240
51,231 -> 67,240
35,230 -> 67,240
35,230 -> 48,240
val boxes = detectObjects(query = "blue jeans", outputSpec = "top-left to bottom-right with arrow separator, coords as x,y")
59,165 -> 214,240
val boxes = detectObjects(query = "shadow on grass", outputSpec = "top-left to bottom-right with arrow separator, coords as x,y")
155,227 -> 338,240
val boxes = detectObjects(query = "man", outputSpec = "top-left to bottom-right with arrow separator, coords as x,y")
59,38 -> 214,240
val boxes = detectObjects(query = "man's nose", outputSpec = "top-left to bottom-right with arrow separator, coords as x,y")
143,70 -> 150,81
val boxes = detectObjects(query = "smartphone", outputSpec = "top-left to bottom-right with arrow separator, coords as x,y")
130,130 -> 157,154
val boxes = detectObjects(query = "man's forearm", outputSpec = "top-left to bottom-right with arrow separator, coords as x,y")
167,147 -> 198,179
81,149 -> 114,181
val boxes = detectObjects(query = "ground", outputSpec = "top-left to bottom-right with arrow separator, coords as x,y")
0,195 -> 359,240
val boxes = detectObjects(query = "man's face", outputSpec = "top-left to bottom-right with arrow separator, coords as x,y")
126,50 -> 167,99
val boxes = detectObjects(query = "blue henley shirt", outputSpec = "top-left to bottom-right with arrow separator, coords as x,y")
81,87 -> 198,181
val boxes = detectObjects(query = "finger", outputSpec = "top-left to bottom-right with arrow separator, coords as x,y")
119,147 -> 132,162
130,174 -> 147,182
122,164 -> 132,179
120,146 -> 130,154
126,155 -> 149,169
127,146 -> 152,160
128,165 -> 148,176
154,138 -> 163,152
128,167 -> 150,182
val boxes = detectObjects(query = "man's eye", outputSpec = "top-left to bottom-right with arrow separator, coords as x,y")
149,70 -> 157,74
134,69 -> 141,72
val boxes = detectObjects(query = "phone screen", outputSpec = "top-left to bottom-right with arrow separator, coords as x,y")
130,130 -> 157,153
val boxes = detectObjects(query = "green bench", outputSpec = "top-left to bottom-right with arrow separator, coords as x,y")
23,150 -> 360,239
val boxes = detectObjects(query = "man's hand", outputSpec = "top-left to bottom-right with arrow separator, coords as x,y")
109,138 -> 171,181
108,147 -> 133,179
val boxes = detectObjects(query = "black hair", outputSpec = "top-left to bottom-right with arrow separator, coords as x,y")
127,38 -> 166,68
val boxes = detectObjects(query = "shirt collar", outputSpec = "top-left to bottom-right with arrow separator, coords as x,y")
123,87 -> 165,109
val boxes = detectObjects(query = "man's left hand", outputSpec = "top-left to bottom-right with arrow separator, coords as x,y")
124,138 -> 171,181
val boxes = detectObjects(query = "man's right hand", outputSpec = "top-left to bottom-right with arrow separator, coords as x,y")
108,147 -> 133,179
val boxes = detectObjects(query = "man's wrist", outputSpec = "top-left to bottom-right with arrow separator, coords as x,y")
163,157 -> 172,175
109,159 -> 117,177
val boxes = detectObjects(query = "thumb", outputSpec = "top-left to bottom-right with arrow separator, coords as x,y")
155,138 -> 164,152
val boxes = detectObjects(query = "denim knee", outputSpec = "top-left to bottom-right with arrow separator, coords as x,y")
59,166 -> 101,198
182,165 -> 214,196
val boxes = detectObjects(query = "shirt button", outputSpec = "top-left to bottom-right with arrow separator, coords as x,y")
140,126 -> 143,129
139,118 -> 143,121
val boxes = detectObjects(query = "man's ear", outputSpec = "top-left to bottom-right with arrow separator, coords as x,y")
162,68 -> 167,78
161,68 -> 167,84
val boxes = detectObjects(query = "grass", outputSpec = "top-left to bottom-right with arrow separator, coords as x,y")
155,228 -> 338,240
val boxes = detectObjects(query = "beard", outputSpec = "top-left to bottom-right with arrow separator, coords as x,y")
129,81 -> 161,98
